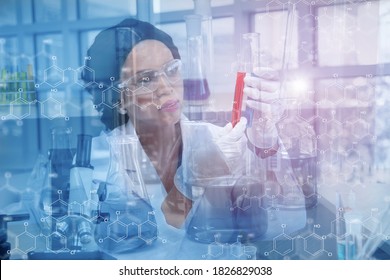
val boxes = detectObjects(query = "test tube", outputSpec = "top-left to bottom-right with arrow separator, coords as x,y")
279,3 -> 297,97
231,71 -> 245,127
231,33 -> 260,127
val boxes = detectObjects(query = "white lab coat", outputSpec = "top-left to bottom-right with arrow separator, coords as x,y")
90,119 -> 190,258
89,117 -> 308,258
89,115 -> 306,212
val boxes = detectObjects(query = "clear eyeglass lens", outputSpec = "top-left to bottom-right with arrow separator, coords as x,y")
119,59 -> 181,94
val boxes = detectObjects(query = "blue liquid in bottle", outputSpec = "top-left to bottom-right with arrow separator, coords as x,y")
337,239 -> 356,260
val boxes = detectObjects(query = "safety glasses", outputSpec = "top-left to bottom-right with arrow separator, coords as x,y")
118,59 -> 182,95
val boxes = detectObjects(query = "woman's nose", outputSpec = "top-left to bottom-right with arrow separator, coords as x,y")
154,74 -> 173,97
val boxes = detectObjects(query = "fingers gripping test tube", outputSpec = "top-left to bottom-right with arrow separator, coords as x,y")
231,33 -> 260,127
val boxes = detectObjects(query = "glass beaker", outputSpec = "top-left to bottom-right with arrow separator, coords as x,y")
278,153 -> 317,209
185,176 -> 267,243
180,121 -> 268,243
94,135 -> 157,253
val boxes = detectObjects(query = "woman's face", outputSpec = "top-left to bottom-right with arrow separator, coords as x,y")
120,40 -> 183,126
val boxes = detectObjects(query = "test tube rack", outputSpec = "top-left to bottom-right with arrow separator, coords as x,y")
0,64 -> 36,105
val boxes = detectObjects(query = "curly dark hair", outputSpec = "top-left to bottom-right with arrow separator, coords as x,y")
82,18 -> 181,131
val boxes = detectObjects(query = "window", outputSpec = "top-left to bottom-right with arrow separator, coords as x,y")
317,1 -> 383,66
0,0 -> 17,26
35,34 -> 64,85
153,0 -> 193,13
254,10 -> 299,70
79,0 -> 137,19
34,0 -> 62,22
156,22 -> 187,58
153,0 -> 233,13
211,17 -> 235,105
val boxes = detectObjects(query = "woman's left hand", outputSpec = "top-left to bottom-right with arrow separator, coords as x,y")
215,117 -> 248,174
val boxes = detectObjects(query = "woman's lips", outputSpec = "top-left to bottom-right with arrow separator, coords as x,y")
160,100 -> 180,112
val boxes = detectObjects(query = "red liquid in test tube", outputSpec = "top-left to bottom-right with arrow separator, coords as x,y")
231,71 -> 246,127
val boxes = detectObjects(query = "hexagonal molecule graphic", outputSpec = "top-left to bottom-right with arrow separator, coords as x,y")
206,234 -> 224,258
362,216 -> 382,240
40,96 -> 62,119
234,189 -> 252,211
107,219 -> 128,242
47,231 -> 67,252
75,65 -> 95,87
139,219 -> 158,244
273,232 -> 294,256
102,86 -> 121,109
331,217 -> 348,240
10,97 -> 32,119
15,227 -> 36,254
304,233 -> 325,256
230,236 -> 244,258
44,65 -> 64,87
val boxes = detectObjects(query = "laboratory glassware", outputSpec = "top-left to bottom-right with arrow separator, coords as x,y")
232,33 -> 260,127
180,121 -> 268,243
357,201 -> 390,259
94,135 -> 157,253
185,175 -> 267,243
273,3 -> 317,209
335,191 -> 366,260
183,14 -> 210,120
193,0 -> 214,77
277,136 -> 318,209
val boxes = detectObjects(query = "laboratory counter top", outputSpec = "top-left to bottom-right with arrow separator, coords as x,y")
25,196 -> 338,260
1,174 -> 390,260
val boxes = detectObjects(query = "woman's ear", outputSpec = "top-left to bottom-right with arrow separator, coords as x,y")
118,99 -> 127,115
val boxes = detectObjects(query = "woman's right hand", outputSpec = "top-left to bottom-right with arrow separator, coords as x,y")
244,67 -> 285,151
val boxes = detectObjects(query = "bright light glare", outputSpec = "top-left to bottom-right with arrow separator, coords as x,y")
291,78 -> 309,92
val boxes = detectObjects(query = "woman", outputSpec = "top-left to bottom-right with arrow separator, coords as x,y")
82,18 -> 286,250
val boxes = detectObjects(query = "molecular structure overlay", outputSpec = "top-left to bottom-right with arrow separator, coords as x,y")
1,1 -> 390,260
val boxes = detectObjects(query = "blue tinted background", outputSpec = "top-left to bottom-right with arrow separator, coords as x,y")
0,0 -> 390,260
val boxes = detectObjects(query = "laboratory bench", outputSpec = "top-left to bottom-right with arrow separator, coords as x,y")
1,171 -> 389,260
0,162 -> 390,260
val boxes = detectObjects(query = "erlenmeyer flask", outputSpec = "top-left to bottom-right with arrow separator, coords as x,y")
183,15 -> 210,120
180,121 -> 268,244
94,135 -> 157,253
